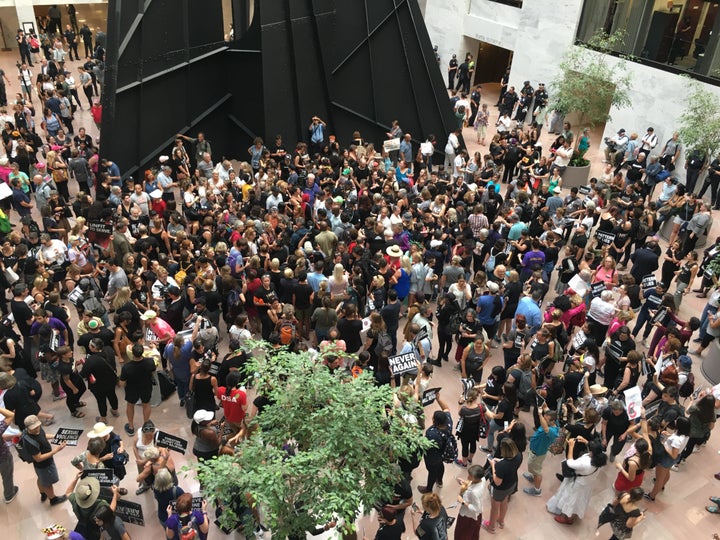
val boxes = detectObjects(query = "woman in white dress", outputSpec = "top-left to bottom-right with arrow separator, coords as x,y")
546,436 -> 608,524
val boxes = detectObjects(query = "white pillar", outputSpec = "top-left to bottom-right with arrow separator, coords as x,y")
14,0 -> 36,34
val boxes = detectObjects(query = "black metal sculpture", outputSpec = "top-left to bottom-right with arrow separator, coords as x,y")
101,0 -> 455,178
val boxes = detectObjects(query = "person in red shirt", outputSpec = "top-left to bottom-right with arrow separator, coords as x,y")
217,371 -> 247,438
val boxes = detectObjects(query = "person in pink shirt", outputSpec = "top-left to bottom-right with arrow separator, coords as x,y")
592,255 -> 619,290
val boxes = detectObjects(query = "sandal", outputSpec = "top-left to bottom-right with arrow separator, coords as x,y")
77,401 -> 87,408
458,398 -> 466,405
117,488 -> 128,496
707,505 -> 720,514
71,411 -> 85,418
710,496 -> 720,505
497,521 -> 505,529
110,409 -> 120,417
96,417 -> 107,423
481,521 -> 495,534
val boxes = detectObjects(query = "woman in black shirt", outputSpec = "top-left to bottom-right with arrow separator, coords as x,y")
485,438 -> 522,533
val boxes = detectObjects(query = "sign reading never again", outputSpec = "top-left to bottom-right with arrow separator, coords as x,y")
388,352 -> 417,375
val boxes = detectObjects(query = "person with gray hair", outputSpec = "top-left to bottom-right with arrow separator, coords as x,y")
587,290 -> 617,345
151,467 -> 183,526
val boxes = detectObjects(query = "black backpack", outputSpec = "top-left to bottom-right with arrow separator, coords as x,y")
15,430 -> 39,463
678,372 -> 695,398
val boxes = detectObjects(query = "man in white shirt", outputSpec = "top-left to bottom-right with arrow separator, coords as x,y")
454,149 -> 467,179
39,233 -> 68,266
604,128 -> 629,164
130,183 -> 150,216
444,129 -> 460,172
639,127 -> 658,157
552,140 -> 573,174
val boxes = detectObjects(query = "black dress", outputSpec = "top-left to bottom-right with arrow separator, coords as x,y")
192,375 -> 216,413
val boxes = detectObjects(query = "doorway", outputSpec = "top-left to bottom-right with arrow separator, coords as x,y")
473,40 -> 512,85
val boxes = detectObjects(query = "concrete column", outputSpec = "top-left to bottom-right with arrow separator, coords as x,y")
14,0 -> 37,34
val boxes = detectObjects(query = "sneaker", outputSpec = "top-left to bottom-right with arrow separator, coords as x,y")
437,482 -> 443,488
523,472 -> 534,483
124,423 -> 135,435
417,486 -> 431,494
4,486 -> 18,503
52,393 -> 66,401
641,338 -> 648,347
644,493 -> 655,501
455,459 -> 467,467
523,487 -> 542,496
135,484 -> 150,495
49,495 -> 67,506
609,454 -> 616,463
671,464 -> 679,472
40,493 -> 48,503
480,446 -> 491,453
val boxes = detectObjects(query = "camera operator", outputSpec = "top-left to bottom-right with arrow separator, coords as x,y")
604,128 -> 628,168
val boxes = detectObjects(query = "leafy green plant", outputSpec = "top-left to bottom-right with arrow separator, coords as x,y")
569,148 -> 590,167
678,80 -> 720,159
191,342 -> 430,538
550,30 -> 634,129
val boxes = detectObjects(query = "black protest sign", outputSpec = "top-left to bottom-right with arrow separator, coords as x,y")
208,361 -> 222,376
595,230 -> 615,245
171,495 -> 204,512
115,499 -> 145,526
578,185 -> 591,195
388,352 -> 417,376
87,221 -> 113,235
82,468 -> 114,486
421,387 -> 442,407
641,274 -> 657,290
414,326 -> 429,344
154,430 -> 188,454
52,428 -> 83,446
652,307 -> 668,325
572,329 -> 587,350
607,342 -> 624,361
590,281 -> 606,298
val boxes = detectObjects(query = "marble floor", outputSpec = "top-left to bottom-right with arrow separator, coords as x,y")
0,20 -> 719,540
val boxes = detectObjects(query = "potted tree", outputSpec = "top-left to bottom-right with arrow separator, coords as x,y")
677,81 -> 719,247
550,31 -> 633,187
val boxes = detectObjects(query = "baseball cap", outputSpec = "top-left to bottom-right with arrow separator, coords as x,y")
24,415 -> 41,430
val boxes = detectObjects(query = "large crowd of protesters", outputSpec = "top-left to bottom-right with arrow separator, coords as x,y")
0,25 -> 719,540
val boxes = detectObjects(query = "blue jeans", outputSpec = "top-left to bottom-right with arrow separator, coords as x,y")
698,304 -> 718,341
175,376 -> 190,401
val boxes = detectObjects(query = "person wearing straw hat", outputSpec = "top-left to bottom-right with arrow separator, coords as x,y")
22,414 -> 68,505
65,470 -> 120,540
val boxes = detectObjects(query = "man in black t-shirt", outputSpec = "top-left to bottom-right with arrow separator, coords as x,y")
10,283 -> 35,376
119,344 -> 156,436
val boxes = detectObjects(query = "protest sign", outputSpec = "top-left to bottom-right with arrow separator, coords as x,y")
567,274 -> 588,297
641,274 -> 657,290
590,281 -> 606,298
421,387 -> 442,407
115,499 -> 145,526
52,428 -> 83,446
171,495 -> 204,512
87,221 -> 113,235
595,230 -> 615,245
414,327 -> 429,344
82,468 -> 114,486
578,185 -> 591,195
154,431 -> 188,454
388,352 -> 417,376
624,387 -> 642,420
572,330 -> 587,350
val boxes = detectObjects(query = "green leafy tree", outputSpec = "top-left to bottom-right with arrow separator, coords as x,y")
678,81 -> 720,159
193,343 -> 430,538
551,31 -> 634,129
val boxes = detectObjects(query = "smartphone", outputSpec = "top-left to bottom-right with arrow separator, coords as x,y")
411,503 -> 419,512
504,421 -> 509,430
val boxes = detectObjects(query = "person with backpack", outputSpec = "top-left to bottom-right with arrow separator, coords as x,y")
165,492 -> 210,540
459,337 -> 490,402
66,472 -> 119,540
19,414 -> 68,505
418,391 -> 455,494
364,312 -> 392,369
482,382 -> 517,453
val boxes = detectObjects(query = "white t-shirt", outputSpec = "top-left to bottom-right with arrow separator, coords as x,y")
664,433 -> 689,457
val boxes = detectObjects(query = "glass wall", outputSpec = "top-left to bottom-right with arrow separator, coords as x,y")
577,0 -> 720,83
